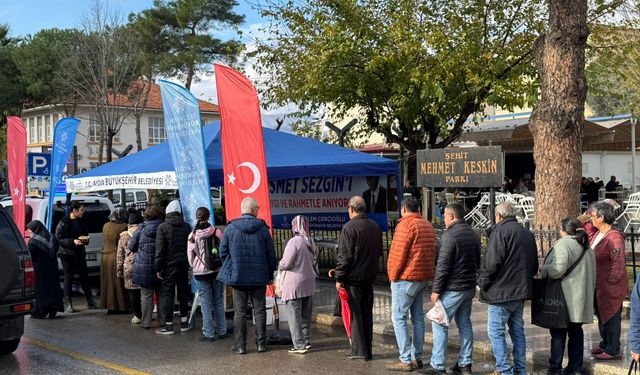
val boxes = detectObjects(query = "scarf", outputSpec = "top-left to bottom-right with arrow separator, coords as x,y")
292,215 -> 310,243
27,220 -> 58,258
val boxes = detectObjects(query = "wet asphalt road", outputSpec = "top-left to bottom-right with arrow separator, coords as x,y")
0,301 -> 532,375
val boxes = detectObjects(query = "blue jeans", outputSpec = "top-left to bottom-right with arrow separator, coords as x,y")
430,288 -> 475,370
391,280 -> 428,363
197,275 -> 227,338
487,300 -> 526,375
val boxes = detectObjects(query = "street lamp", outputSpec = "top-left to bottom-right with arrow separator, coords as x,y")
632,116 -> 637,192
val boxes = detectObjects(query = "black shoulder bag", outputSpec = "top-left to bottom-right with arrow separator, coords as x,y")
531,246 -> 588,329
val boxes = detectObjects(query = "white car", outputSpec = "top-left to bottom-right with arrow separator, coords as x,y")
0,195 -> 115,277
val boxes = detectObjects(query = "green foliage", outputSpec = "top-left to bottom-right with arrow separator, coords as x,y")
129,0 -> 245,89
252,0 -> 547,151
0,24 -> 24,119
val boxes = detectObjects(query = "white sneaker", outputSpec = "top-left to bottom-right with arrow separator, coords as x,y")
131,316 -> 142,324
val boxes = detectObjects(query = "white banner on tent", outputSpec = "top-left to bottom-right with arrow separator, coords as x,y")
65,172 -> 178,193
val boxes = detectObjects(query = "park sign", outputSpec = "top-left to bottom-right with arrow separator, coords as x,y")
417,146 -> 503,188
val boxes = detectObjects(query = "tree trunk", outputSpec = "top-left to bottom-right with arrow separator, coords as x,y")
97,129 -> 105,165
529,0 -> 589,229
135,114 -> 143,151
106,132 -> 113,163
185,64 -> 194,90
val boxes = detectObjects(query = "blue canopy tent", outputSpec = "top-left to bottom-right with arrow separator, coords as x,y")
66,121 -> 398,189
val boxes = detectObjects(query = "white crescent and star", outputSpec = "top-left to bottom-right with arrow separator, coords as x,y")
13,179 -> 24,202
227,162 -> 261,194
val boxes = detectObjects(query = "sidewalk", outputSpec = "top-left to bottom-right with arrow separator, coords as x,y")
310,280 -> 629,375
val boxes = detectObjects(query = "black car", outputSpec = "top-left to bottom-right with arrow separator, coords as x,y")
0,206 -> 35,355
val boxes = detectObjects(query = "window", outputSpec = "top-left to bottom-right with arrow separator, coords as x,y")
28,117 -> 35,144
37,116 -> 43,143
89,116 -> 101,143
136,191 -> 147,201
45,115 -> 52,141
148,117 -> 166,143
582,163 -> 589,174
113,129 -> 120,143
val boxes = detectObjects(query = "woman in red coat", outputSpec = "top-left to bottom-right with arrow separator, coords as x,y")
582,201 -> 628,360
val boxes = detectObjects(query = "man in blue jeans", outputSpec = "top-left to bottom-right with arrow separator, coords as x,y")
419,203 -> 481,375
479,201 -> 538,375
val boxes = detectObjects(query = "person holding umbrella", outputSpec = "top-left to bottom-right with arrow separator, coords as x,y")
335,196 -> 383,360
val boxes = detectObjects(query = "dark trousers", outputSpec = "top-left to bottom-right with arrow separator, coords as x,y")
596,305 -> 622,356
548,323 -> 583,374
161,266 -> 190,324
345,284 -> 374,359
60,255 -> 92,301
232,287 -> 267,349
128,289 -> 142,319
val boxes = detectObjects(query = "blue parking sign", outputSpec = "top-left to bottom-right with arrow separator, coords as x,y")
28,153 -> 51,177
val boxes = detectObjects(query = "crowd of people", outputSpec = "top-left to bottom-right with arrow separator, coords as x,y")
22,191 -> 640,375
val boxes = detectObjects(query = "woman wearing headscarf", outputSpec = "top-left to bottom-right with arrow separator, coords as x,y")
278,215 -> 316,354
27,220 -> 64,319
117,211 -> 144,324
100,208 -> 129,313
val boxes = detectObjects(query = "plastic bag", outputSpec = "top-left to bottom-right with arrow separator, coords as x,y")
426,300 -> 449,326
273,269 -> 286,298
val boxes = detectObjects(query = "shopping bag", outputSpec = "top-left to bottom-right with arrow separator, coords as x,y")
273,269 -> 286,298
531,277 -> 569,329
426,300 -> 449,326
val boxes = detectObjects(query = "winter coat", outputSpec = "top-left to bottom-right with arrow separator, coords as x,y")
155,212 -> 191,273
217,214 -> 277,287
54,216 -> 88,258
188,226 -> 221,276
335,214 -> 383,286
540,236 -> 595,324
100,221 -> 129,311
387,213 -> 436,282
479,217 -> 539,304
278,235 -> 316,301
130,219 -> 163,288
629,273 -> 640,354
117,226 -> 140,290
432,220 -> 481,293
583,222 -> 629,324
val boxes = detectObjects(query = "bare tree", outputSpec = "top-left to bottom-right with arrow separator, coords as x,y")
59,0 -> 142,165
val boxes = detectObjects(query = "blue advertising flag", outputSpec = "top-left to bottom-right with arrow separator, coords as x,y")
47,118 -> 80,231
158,80 -> 214,227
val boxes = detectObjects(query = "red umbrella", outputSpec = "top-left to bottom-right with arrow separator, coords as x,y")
338,288 -> 352,340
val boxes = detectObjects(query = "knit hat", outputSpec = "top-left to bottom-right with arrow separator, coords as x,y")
166,200 -> 182,214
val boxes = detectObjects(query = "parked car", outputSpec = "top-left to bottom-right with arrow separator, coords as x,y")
0,195 -> 115,277
0,205 -> 35,355
111,189 -> 149,209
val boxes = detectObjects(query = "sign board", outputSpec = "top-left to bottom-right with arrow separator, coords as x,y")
269,176 -> 388,231
28,153 -> 51,177
417,146 -> 503,188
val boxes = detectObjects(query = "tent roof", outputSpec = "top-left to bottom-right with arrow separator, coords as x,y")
67,121 -> 397,192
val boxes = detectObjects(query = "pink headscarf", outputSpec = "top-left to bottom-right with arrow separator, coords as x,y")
291,215 -> 309,241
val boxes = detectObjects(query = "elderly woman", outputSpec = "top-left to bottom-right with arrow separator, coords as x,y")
27,220 -> 64,319
278,215 -> 316,354
117,211 -> 144,324
581,201 -> 628,360
100,208 -> 129,313
541,218 -> 595,374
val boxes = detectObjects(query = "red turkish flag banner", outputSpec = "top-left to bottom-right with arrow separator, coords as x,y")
214,64 -> 272,227
7,116 -> 27,236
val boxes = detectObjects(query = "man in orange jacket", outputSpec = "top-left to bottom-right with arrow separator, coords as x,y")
385,196 -> 436,372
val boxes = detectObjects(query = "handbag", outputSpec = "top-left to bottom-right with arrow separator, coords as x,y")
531,246 -> 588,329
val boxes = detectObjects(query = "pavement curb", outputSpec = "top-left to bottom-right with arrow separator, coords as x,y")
312,312 -> 624,375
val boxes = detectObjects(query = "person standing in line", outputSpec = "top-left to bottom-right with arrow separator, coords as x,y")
335,196 -> 383,361
55,201 -> 99,313
27,219 -> 64,319
100,208 -> 129,314
129,206 -> 164,329
187,207 -> 227,341
581,201 -> 628,360
218,197 -> 277,354
629,272 -> 640,364
279,215 -> 316,354
117,211 -> 144,324
155,200 -> 192,335
384,196 -> 435,372
419,203 -> 481,375
540,218 -> 595,375
479,201 -> 538,375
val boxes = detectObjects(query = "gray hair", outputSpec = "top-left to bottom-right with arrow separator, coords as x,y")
591,201 -> 616,225
241,197 -> 259,214
349,196 -> 366,214
495,201 -> 518,219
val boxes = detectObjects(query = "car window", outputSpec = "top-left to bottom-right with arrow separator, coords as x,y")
125,193 -> 134,203
135,191 -> 146,201
113,192 -> 120,204
0,211 -> 24,250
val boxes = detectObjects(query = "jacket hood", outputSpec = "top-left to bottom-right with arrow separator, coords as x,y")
165,212 -> 186,226
194,227 -> 216,241
230,214 -> 267,234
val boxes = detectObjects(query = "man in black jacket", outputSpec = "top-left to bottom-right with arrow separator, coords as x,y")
420,203 -> 480,375
335,196 -> 383,360
55,201 -> 98,313
479,201 -> 538,375
155,200 -> 192,335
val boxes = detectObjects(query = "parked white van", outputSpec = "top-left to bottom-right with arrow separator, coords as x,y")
0,195 -> 115,277
111,189 -> 149,208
